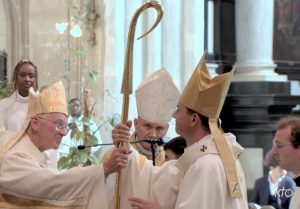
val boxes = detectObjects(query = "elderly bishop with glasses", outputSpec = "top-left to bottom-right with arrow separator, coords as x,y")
0,81 -> 128,209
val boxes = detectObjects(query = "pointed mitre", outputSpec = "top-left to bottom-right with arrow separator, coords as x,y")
0,81 -> 68,163
179,54 -> 242,198
135,68 -> 180,124
28,81 -> 68,117
179,55 -> 234,119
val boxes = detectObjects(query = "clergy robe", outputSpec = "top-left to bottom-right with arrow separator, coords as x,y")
105,133 -> 167,209
129,133 -> 165,166
0,91 -> 28,132
289,176 -> 300,209
0,135 -> 108,209
174,133 -> 248,209
0,91 -> 57,169
121,133 -> 248,209
108,148 -> 182,209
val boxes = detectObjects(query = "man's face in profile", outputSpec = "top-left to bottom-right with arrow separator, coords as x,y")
273,126 -> 300,173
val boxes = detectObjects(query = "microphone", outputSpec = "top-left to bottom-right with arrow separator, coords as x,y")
143,137 -> 164,166
77,137 -> 165,150
77,142 -> 115,150
143,137 -> 164,146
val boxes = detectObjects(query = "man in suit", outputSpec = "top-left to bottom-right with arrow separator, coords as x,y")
250,150 -> 295,209
273,116 -> 300,209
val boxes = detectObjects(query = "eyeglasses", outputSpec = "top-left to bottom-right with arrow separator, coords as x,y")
36,117 -> 69,133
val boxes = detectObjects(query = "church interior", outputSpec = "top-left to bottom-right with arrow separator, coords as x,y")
0,0 -> 300,207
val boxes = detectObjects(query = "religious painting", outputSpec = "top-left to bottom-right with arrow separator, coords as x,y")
273,0 -> 300,64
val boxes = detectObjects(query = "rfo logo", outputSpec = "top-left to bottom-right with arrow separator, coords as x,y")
275,187 -> 294,198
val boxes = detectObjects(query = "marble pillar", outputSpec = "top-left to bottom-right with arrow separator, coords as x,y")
235,0 -> 286,81
206,0 -> 218,78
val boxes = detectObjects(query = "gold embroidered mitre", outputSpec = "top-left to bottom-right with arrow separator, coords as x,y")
0,81 -> 68,163
180,54 -> 241,198
28,81 -> 68,117
179,55 -> 233,119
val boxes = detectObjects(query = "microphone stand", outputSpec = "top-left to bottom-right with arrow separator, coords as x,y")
151,144 -> 156,166
143,138 -> 164,166
77,141 -> 146,150
77,138 -> 164,166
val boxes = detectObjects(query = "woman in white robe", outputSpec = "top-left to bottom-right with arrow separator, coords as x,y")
0,60 -> 38,132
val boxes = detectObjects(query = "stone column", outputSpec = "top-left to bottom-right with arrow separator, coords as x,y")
206,0 -> 218,78
235,0 -> 286,81
223,0 -> 300,188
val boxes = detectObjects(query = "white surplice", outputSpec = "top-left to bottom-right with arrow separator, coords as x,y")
107,149 -> 182,209
174,133 -> 248,209
0,91 -> 28,132
0,91 -> 58,169
0,135 -> 108,209
115,133 -> 248,209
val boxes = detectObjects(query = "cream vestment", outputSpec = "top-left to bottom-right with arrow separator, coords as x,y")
0,91 -> 28,132
0,81 -> 109,209
0,135 -> 107,208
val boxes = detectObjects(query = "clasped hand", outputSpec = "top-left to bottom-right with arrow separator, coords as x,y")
111,121 -> 132,146
103,147 -> 129,177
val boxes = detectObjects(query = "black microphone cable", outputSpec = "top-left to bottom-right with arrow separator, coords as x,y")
77,138 -> 165,150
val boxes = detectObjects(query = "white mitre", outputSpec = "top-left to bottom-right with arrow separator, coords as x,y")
135,68 -> 180,124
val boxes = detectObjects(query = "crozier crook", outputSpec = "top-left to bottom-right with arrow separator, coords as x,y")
115,1 -> 163,209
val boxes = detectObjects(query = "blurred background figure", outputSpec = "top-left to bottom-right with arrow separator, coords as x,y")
58,98 -> 102,161
163,136 -> 187,161
249,203 -> 276,209
249,150 -> 295,209
248,202 -> 262,209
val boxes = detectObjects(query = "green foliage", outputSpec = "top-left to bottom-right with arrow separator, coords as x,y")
88,70 -> 99,81
0,80 -> 8,99
57,147 -> 98,170
57,113 -> 119,170
72,49 -> 86,56
57,116 -> 100,170
57,39 -> 119,170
